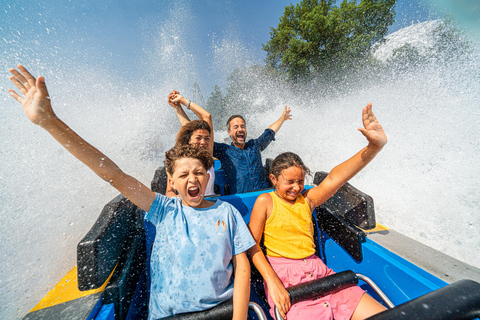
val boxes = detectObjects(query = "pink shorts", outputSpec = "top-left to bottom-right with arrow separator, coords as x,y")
265,255 -> 364,320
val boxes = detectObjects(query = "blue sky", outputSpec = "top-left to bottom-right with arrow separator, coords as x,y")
1,0 -> 447,97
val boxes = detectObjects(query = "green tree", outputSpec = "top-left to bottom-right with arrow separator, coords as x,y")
429,17 -> 472,63
263,0 -> 396,81
386,43 -> 424,72
206,85 -> 227,129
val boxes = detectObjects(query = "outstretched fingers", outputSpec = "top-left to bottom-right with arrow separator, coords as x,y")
8,88 -> 23,103
9,65 -> 40,102
8,65 -> 54,126
283,105 -> 292,121
9,74 -> 29,97
361,103 -> 376,127
10,65 -> 36,90
358,103 -> 387,147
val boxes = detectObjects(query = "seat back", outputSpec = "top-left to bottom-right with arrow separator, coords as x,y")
77,194 -> 143,290
313,171 -> 375,262
77,194 -> 147,319
313,171 -> 375,229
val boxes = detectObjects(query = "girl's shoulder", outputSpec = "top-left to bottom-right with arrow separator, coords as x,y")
252,192 -> 274,220
255,192 -> 274,206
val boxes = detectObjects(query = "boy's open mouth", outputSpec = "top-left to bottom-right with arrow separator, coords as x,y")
188,186 -> 200,198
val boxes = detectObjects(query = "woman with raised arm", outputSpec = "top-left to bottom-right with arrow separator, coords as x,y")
165,90 -> 216,197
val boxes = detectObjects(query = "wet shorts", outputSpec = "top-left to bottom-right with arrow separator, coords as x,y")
265,254 -> 364,320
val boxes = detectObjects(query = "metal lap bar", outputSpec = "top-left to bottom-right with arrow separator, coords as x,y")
356,273 -> 395,309
249,302 -> 268,320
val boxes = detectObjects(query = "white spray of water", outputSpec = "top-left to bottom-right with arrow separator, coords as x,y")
1,4 -> 479,320
222,20 -> 480,271
0,3 -> 200,319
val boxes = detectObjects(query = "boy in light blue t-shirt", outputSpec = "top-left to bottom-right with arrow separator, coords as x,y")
146,176 -> 255,319
8,65 -> 255,320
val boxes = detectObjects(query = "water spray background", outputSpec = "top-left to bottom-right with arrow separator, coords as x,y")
1,0 -> 479,319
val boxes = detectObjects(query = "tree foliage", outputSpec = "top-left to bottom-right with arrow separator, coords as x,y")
206,85 -> 227,129
429,17 -> 473,62
263,0 -> 397,81
224,65 -> 271,119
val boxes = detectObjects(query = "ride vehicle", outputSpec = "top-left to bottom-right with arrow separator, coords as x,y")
23,160 -> 480,320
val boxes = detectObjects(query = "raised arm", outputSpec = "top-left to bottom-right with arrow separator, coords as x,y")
9,65 -> 156,212
168,90 -> 191,126
304,103 -> 387,210
268,105 -> 292,133
247,194 -> 291,319
169,91 -> 214,155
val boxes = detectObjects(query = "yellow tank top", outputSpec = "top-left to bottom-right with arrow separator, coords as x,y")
264,191 -> 316,259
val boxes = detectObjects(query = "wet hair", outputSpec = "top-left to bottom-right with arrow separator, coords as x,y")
226,115 -> 246,130
164,145 -> 214,175
175,120 -> 211,147
270,152 -> 311,179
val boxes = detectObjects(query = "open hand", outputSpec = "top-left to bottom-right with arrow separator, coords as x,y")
358,103 -> 387,148
9,65 -> 55,127
282,106 -> 292,122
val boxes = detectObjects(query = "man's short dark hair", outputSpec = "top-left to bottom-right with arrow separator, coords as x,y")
227,115 -> 246,130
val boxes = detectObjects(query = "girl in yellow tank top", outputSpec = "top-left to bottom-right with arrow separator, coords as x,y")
248,104 -> 387,320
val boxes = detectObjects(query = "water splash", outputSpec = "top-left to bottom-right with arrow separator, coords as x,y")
1,2 -> 479,319
228,19 -> 480,272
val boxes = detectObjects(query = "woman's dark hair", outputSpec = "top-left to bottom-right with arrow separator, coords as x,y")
165,145 -> 213,175
270,152 -> 311,178
175,120 -> 211,147
226,115 -> 246,130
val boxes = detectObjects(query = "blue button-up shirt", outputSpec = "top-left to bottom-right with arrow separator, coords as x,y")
214,129 -> 275,194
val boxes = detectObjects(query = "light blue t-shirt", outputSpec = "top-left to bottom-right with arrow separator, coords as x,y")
145,194 -> 255,319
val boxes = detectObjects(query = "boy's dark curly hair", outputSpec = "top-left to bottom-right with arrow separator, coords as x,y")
165,144 -> 213,176
175,120 -> 211,147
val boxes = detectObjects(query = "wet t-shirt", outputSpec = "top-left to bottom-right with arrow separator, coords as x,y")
214,128 -> 275,194
144,194 -> 255,319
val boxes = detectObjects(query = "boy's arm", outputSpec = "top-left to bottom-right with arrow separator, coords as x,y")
232,252 -> 250,320
170,91 -> 214,155
305,103 -> 387,210
247,194 -> 291,319
9,65 -> 156,212
268,105 -> 292,133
